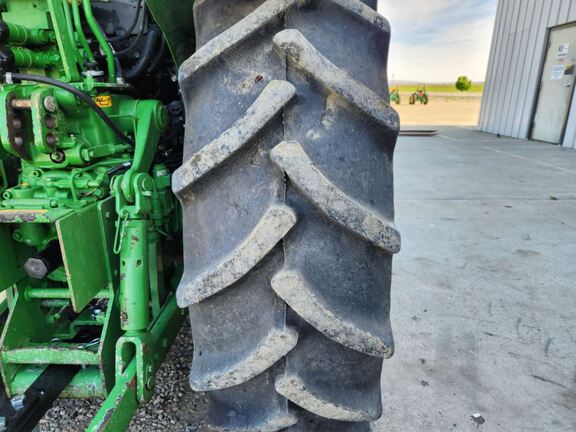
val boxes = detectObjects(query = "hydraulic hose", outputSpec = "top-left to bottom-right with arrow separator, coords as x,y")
115,12 -> 149,58
146,35 -> 166,74
109,0 -> 144,43
82,0 -> 116,82
124,27 -> 160,81
5,73 -> 134,146
60,0 -> 86,69
71,0 -> 96,64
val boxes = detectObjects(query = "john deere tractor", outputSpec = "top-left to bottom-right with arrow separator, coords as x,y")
409,85 -> 429,105
390,87 -> 401,105
0,0 -> 400,430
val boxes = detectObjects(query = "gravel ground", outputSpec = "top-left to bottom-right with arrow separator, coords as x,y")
39,321 -> 208,432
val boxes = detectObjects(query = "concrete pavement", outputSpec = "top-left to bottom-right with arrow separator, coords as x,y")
373,127 -> 576,432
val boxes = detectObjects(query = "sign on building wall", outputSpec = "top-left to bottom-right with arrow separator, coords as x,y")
551,64 -> 565,80
556,42 -> 570,62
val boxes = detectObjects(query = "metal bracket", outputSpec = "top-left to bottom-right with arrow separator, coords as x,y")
88,296 -> 185,432
115,335 -> 153,403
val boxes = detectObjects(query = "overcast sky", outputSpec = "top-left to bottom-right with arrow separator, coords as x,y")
378,0 -> 498,83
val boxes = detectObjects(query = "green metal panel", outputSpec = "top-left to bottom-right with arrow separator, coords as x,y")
3,346 -> 100,364
0,224 -> 31,290
11,365 -> 105,398
0,209 -> 72,223
2,0 -> 51,28
145,0 -> 196,65
56,201 -> 111,312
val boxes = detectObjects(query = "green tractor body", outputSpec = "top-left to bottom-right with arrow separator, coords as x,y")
390,87 -> 401,105
0,1 -> 194,430
409,85 -> 429,105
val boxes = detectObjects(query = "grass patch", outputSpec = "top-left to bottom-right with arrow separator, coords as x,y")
394,83 -> 484,94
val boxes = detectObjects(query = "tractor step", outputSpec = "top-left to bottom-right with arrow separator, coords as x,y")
10,366 -> 104,398
3,346 -> 100,365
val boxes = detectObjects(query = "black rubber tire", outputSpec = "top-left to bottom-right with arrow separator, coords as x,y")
173,0 -> 400,430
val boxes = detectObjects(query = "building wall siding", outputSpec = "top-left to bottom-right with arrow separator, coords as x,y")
479,0 -> 576,148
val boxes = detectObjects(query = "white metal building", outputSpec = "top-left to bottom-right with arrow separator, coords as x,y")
479,0 -> 576,149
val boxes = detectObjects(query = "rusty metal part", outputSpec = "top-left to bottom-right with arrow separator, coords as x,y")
10,99 -> 31,110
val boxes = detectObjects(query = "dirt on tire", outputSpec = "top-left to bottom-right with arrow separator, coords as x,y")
173,0 -> 401,430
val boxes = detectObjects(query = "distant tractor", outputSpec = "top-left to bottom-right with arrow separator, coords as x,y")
409,86 -> 429,105
390,87 -> 401,104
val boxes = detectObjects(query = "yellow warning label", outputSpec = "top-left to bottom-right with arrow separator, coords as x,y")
95,95 -> 113,108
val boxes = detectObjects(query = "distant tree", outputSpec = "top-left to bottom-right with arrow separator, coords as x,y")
455,76 -> 472,92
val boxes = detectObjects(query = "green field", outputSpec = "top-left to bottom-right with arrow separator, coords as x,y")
394,83 -> 484,94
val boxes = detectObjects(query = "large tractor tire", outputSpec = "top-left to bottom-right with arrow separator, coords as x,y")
173,0 -> 401,430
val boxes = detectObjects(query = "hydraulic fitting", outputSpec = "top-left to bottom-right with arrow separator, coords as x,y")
0,46 -> 60,72
0,20 -> 56,45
